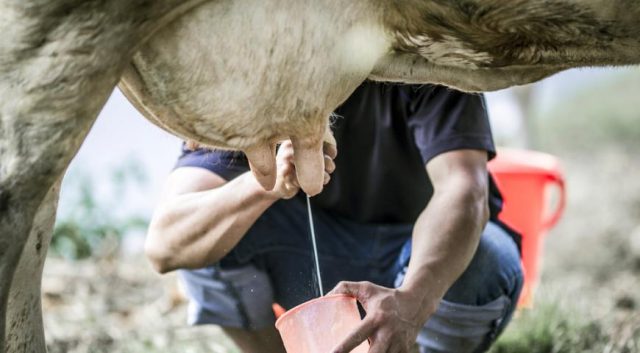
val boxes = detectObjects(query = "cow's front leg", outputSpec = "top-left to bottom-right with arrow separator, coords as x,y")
0,1 -> 208,351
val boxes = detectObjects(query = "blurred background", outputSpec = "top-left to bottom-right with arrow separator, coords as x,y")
44,68 -> 640,353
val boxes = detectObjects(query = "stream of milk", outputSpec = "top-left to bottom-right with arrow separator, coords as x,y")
306,195 -> 324,296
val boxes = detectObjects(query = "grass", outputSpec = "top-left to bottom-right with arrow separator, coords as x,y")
490,296 -> 607,353
490,292 -> 640,353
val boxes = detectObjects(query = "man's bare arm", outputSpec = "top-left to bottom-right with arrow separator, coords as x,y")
145,141 -> 336,273
401,149 -> 490,314
145,167 -> 280,273
330,149 -> 490,353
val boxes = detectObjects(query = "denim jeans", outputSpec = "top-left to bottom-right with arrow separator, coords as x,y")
179,196 -> 523,352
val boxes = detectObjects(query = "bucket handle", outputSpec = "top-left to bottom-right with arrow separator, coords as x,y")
541,174 -> 566,231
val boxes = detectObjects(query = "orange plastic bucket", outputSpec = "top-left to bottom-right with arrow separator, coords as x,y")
488,148 -> 566,307
275,295 -> 369,353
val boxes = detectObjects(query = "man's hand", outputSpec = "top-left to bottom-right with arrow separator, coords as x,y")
268,140 -> 337,200
328,281 -> 438,353
245,125 -> 337,196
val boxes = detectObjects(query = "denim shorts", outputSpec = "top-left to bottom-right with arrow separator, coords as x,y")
179,196 -> 523,352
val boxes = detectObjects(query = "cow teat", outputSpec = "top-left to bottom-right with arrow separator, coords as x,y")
245,144 -> 278,191
291,136 -> 325,197
244,131 -> 329,197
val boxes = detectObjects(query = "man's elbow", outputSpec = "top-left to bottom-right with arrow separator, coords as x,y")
479,196 -> 490,226
144,233 -> 177,274
144,221 -> 186,274
144,230 -> 215,273
144,210 -> 186,274
461,184 -> 490,228
472,188 -> 490,228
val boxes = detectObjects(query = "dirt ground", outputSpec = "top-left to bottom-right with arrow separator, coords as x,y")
43,256 -> 239,353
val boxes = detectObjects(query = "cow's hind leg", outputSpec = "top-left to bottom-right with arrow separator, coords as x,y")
4,182 -> 60,353
0,10 -> 126,350
0,1 -> 208,351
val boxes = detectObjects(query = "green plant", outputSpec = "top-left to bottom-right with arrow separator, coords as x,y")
52,159 -> 150,260
490,295 -> 607,353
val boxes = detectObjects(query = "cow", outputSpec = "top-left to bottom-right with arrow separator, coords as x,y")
1,0 -> 638,351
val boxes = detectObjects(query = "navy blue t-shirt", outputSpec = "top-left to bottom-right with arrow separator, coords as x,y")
176,82 -> 504,225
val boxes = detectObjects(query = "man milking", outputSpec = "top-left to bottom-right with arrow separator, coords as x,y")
145,81 -> 523,352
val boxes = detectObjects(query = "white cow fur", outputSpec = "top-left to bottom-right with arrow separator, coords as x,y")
1,0 -> 639,351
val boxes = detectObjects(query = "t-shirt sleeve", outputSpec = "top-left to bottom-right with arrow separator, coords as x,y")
174,143 -> 250,181
406,85 -> 496,165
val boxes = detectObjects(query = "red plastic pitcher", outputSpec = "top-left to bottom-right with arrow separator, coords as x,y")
275,295 -> 369,353
488,148 -> 566,307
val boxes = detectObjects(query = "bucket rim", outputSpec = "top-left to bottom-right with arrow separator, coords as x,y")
274,294 -> 355,330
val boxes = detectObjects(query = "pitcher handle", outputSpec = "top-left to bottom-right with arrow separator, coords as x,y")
541,174 -> 566,231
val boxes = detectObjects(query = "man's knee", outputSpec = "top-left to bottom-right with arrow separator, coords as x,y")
417,222 -> 524,352
179,264 -> 276,330
443,222 -> 523,306
417,294 -> 516,352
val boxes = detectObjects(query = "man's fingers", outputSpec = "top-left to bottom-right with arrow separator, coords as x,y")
284,182 -> 298,194
323,141 -> 338,159
245,144 -> 277,190
324,155 -> 336,174
327,281 -> 371,302
323,124 -> 337,147
368,331 -> 396,353
367,339 -> 389,353
331,317 -> 376,353
388,341 -> 404,353
327,281 -> 357,296
291,136 -> 325,196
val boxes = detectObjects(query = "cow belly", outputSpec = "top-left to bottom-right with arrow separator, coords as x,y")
121,0 -> 390,151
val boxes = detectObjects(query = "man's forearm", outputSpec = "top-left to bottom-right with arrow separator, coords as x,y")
146,172 -> 278,273
400,188 -> 489,318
